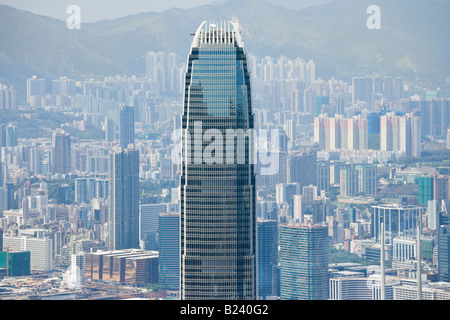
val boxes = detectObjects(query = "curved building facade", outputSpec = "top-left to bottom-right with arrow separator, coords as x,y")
180,21 -> 256,300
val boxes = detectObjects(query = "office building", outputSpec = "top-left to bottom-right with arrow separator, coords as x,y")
139,203 -> 167,250
372,204 -> 422,244
51,130 -> 71,174
0,251 -> 31,277
180,21 -> 256,300
158,212 -> 180,290
3,236 -> 53,272
329,276 -> 394,300
257,218 -> 278,299
84,249 -> 159,285
108,148 -> 139,250
279,223 -> 329,300
119,105 -> 135,148
438,212 -> 450,282
380,112 -> 421,158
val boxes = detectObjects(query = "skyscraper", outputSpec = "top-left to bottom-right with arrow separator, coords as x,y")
119,105 -> 135,148
51,130 -> 71,174
256,218 -> 278,300
180,21 -> 256,300
158,212 -> 180,290
279,223 -> 329,300
108,147 -> 139,250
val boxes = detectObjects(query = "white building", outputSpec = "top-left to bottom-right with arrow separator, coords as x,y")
62,253 -> 85,290
329,276 -> 395,300
3,236 -> 53,272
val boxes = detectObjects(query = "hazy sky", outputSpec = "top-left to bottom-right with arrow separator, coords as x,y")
0,0 -> 219,22
0,0 -> 333,22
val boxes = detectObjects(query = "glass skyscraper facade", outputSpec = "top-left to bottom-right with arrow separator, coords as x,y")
159,212 -> 180,290
279,223 -> 329,300
180,21 -> 256,300
257,218 -> 278,299
108,147 -> 139,250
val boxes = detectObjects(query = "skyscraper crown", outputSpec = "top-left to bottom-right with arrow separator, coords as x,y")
191,20 -> 245,49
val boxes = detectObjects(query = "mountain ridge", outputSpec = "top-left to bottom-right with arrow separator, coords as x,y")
0,0 -> 448,103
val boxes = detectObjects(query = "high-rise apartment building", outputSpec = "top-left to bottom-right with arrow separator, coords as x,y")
108,147 -> 139,251
0,85 -> 16,110
314,114 -> 368,151
180,21 -> 256,300
352,77 -> 373,108
26,75 -> 46,106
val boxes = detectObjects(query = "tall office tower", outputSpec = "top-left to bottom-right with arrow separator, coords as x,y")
158,212 -> 180,290
434,175 -> 449,204
26,75 -> 46,106
419,99 -> 450,138
279,223 -> 329,300
119,105 -> 135,148
180,21 -> 256,300
5,123 -> 17,147
438,212 -> 450,282
51,130 -> 71,174
352,77 -> 373,108
139,203 -> 166,250
108,147 -> 139,251
257,218 -> 278,300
